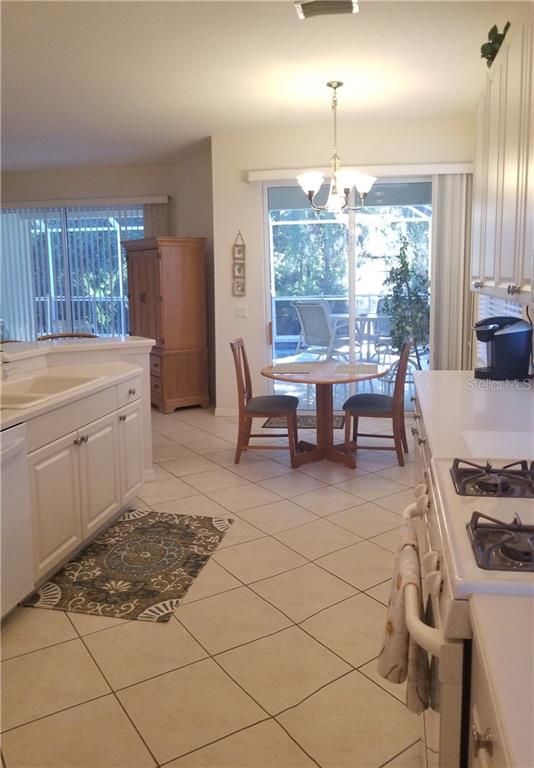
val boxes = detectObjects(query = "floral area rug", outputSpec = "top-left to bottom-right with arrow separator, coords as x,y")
23,510 -> 233,622
263,414 -> 345,429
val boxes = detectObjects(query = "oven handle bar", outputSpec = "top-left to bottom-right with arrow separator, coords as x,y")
402,501 -> 444,659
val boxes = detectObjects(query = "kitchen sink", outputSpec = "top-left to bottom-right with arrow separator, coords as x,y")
1,374 -> 104,409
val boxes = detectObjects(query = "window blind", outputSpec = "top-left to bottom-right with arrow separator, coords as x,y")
1,204 -> 145,340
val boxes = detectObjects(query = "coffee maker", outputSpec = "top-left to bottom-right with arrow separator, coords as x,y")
474,316 -> 532,380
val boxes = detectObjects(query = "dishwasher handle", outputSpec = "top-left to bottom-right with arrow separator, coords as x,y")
0,437 -> 25,464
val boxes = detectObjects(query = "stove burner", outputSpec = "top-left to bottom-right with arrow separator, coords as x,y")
467,511 -> 534,572
451,459 -> 534,498
501,536 -> 533,564
474,474 -> 513,495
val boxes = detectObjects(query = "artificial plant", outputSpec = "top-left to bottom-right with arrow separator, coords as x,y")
480,22 -> 511,68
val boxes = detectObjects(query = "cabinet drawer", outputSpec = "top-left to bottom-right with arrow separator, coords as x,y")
151,377 -> 162,399
469,644 -> 507,768
150,355 -> 161,377
117,376 -> 141,408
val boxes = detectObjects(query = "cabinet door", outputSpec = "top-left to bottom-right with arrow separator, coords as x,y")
117,401 -> 144,502
495,27 -> 527,297
79,413 -> 121,537
517,11 -> 534,302
143,252 -> 163,346
29,432 -> 83,579
482,61 -> 504,293
471,90 -> 488,289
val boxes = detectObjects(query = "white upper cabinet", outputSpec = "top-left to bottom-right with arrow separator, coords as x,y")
471,9 -> 534,305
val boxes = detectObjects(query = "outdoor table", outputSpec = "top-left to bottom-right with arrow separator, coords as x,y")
261,360 -> 389,468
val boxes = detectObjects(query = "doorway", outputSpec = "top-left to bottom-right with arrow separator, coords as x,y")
265,180 -> 432,410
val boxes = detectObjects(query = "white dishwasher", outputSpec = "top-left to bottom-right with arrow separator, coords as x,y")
1,423 -> 35,617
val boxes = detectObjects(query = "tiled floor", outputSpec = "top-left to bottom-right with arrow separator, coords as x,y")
1,408 -> 423,768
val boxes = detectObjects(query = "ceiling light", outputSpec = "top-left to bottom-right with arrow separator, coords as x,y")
295,1 -> 359,20
297,81 -> 376,213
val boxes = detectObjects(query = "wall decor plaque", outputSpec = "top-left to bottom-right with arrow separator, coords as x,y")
232,231 -> 246,296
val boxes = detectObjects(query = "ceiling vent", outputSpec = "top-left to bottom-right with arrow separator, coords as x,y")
295,0 -> 359,20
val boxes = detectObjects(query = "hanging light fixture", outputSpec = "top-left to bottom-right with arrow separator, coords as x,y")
297,81 -> 376,213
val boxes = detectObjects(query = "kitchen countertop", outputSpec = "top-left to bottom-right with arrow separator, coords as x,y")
470,595 -> 534,768
414,370 -> 534,458
0,362 -> 142,431
0,336 -> 153,362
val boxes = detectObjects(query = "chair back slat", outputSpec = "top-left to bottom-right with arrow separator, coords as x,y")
230,338 -> 253,413
392,341 -> 412,410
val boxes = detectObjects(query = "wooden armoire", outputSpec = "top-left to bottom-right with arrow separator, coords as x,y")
123,236 -> 209,413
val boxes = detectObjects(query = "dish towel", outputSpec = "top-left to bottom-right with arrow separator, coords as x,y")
377,518 -> 430,714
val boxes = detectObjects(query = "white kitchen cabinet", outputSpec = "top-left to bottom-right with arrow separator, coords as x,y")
471,9 -> 534,305
29,431 -> 83,579
117,401 -> 144,500
79,412 -> 121,538
469,641 -> 507,768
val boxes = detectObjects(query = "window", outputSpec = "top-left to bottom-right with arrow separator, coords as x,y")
1,205 -> 144,340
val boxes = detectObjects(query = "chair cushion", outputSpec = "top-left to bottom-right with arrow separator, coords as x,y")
245,395 -> 299,414
343,393 -> 394,414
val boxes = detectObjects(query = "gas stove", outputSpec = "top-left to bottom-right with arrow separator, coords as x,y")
450,458 -> 534,498
429,458 -> 534,598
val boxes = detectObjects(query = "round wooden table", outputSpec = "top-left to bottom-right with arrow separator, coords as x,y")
261,360 -> 389,469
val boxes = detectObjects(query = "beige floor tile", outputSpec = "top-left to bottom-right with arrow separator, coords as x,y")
301,593 -> 386,667
117,658 -> 265,764
230,459 -> 293,482
251,563 -> 357,622
205,448 -> 261,467
326,502 -> 402,538
137,478 -> 199,506
165,719 -> 316,768
370,527 -> 402,553
216,626 -> 351,715
180,435 -> 235,454
1,639 -> 110,731
160,455 -> 220,477
275,518 -> 361,560
150,462 -> 176,481
334,474 -> 406,501
207,484 -> 283,513
216,518 -> 265,548
383,741 -> 424,767
84,617 -> 207,690
277,671 -> 420,768
1,695 -> 156,768
365,579 -> 393,606
358,658 -> 407,703
1,607 -> 76,660
375,487 -> 415,514
213,537 -> 306,583
150,494 -> 231,518
182,468 -> 249,492
152,440 -> 197,463
316,540 -> 396,590
257,473 -> 325,498
176,586 -> 291,654
237,499 -> 317,534
66,612 -> 130,636
179,560 -> 242,605
356,451 -> 400,472
292,486 -> 365,516
377,463 -> 416,487
298,462 -> 369,483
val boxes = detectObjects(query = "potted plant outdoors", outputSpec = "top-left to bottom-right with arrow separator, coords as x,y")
381,235 -> 430,370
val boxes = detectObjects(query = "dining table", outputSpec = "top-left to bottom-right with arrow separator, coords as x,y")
261,359 -> 389,469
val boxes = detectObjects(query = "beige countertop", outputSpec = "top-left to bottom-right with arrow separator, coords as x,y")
414,370 -> 534,459
0,336 -> 154,363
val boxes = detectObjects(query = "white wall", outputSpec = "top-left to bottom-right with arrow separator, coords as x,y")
212,116 -> 474,414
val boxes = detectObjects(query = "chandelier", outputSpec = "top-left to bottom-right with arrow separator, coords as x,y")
297,81 -> 376,213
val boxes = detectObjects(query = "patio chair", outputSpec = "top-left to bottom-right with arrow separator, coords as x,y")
230,338 -> 300,466
367,297 -> 393,363
292,300 -> 350,360
342,341 -> 412,466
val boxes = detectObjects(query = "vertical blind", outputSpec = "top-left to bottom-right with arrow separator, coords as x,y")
1,205 -> 145,340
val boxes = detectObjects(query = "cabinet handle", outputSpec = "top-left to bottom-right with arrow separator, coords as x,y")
417,437 -> 427,446
472,724 -> 493,757
139,292 -> 146,303
411,426 -> 419,437
128,388 -> 136,396
74,437 -> 82,446
508,283 -> 520,295
410,396 -> 417,403
119,414 -> 127,422
473,280 -> 484,289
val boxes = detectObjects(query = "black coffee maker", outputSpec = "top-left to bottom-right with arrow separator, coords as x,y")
474,316 -> 532,380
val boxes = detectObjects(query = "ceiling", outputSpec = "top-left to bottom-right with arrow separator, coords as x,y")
1,0 -> 524,172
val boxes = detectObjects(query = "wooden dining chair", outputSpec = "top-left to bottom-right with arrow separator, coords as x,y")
230,338 -> 300,466
342,341 -> 412,466
37,332 -> 98,341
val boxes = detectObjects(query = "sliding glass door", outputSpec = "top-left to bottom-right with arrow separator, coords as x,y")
266,179 -> 432,408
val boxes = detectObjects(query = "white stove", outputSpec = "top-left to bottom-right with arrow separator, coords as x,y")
430,458 -> 534,600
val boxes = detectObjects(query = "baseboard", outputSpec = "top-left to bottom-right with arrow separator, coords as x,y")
214,407 -> 238,418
